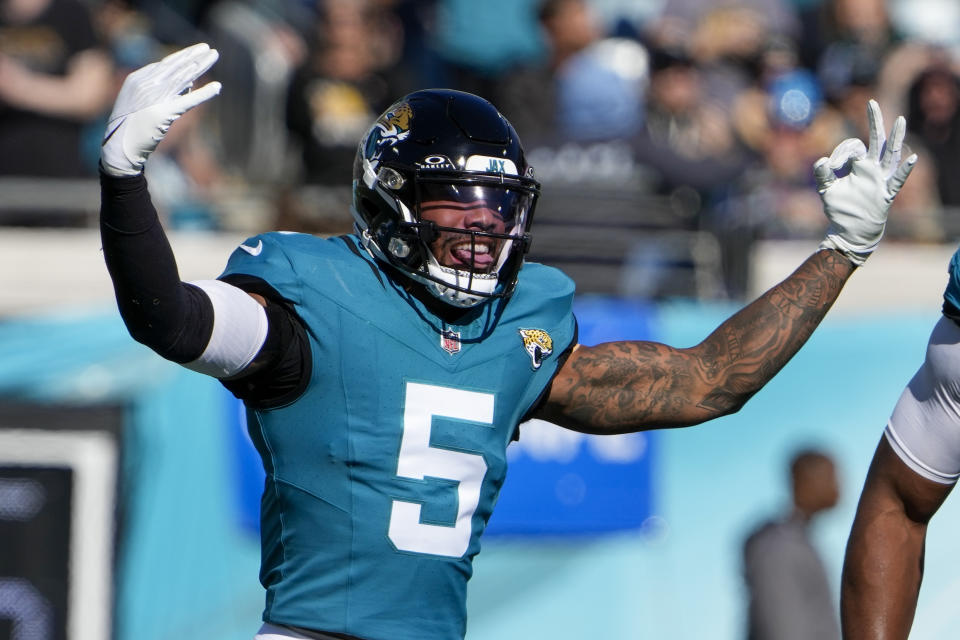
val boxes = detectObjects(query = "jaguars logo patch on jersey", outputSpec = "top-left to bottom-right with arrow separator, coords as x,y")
519,328 -> 553,370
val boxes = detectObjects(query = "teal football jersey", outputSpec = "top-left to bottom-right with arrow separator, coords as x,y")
220,233 -> 577,640
945,245 -> 960,312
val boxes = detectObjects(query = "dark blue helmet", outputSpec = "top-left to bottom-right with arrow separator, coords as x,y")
351,89 -> 540,307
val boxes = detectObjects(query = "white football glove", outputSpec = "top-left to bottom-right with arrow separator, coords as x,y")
100,43 -> 221,177
815,99 -> 917,266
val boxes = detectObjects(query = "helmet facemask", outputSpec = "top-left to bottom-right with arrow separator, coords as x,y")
360,163 -> 538,307
414,176 -> 536,307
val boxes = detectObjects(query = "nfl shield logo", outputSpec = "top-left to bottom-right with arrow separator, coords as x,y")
441,329 -> 461,354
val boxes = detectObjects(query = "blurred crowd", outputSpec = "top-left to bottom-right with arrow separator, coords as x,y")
2,0 -> 960,297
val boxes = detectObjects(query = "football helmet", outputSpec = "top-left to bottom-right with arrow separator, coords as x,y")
351,89 -> 541,308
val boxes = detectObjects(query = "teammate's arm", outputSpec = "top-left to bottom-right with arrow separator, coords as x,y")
536,100 -> 917,434
840,437 -> 952,640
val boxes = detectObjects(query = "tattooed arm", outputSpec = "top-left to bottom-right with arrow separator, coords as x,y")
535,99 -> 917,434
535,249 -> 853,433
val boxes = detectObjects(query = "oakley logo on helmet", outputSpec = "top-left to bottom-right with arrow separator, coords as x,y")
420,155 -> 457,171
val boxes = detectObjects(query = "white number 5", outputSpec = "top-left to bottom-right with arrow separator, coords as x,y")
388,382 -> 492,558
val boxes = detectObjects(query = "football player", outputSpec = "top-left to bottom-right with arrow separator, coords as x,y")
841,248 -> 960,639
99,44 -> 915,640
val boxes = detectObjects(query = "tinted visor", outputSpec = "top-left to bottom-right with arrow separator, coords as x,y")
417,182 -> 535,230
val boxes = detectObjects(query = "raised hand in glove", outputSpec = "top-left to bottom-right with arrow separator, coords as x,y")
100,43 -> 221,177
815,99 -> 917,266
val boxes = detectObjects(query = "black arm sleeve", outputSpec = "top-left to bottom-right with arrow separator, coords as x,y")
100,171 -> 214,363
101,171 -> 312,407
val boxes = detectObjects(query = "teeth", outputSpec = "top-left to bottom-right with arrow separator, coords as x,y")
453,243 -> 490,254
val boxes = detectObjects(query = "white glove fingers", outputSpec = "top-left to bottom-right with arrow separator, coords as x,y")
165,48 -> 219,95
127,61 -> 161,83
148,51 -> 206,95
813,157 -> 835,192
828,138 -> 867,169
191,48 -> 220,79
889,115 -> 906,152
159,42 -> 211,68
887,154 -> 918,198
172,80 -> 222,114
100,43 -> 220,177
150,45 -> 215,98
815,138 -> 866,193
882,115 -> 906,174
866,99 -> 886,161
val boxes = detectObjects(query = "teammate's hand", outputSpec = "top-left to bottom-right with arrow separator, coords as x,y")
815,99 -> 917,266
100,43 -> 221,177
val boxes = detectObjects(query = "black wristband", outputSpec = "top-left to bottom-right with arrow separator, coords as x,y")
99,170 -> 159,234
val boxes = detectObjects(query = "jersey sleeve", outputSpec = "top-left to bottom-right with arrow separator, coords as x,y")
885,315 -> 960,484
943,245 -> 960,321
510,263 -> 578,424
215,233 -> 317,408
219,233 -> 304,306
545,267 -> 577,359
518,263 -> 578,351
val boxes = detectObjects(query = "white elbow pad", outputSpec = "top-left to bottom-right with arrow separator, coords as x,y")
184,279 -> 268,378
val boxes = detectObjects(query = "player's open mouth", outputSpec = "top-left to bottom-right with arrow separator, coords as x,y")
450,241 -> 495,269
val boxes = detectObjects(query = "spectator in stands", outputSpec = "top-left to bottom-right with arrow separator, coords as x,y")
729,69 -> 846,239
743,449 -> 842,640
798,0 -> 902,84
493,0 -> 604,148
907,62 -> 960,209
655,0 -> 799,48
642,42 -> 735,164
818,41 -> 882,139
389,0 -> 441,91
431,0 -> 542,98
95,0 -> 162,73
279,0 -> 409,233
0,0 -> 113,179
286,0 -> 405,186
554,37 -> 648,145
632,39 -> 747,225
712,69 -> 844,295
885,136 -> 943,242
645,1 -> 799,118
